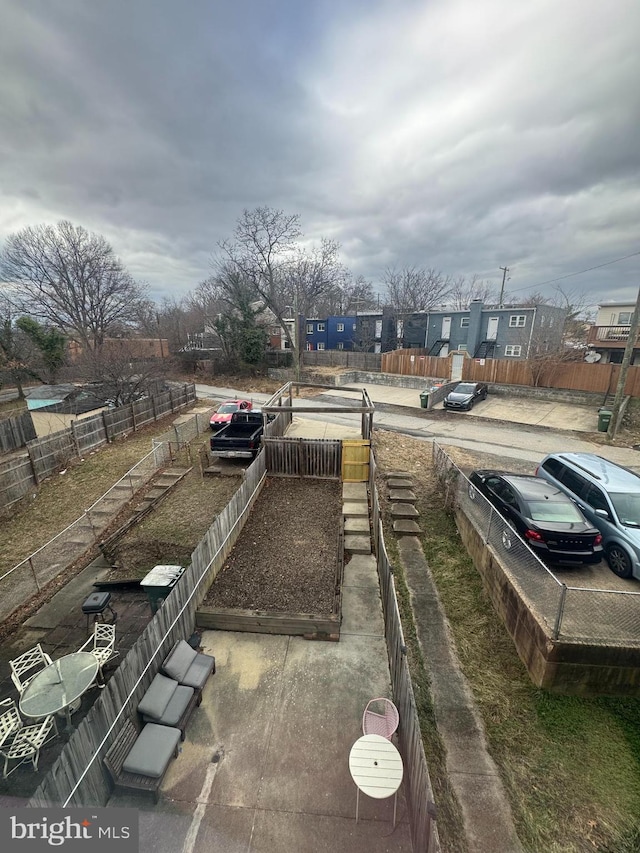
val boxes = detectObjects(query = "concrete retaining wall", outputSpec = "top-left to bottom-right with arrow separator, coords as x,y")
456,510 -> 640,697
487,383 -> 607,406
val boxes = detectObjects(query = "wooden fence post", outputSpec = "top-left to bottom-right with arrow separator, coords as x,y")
102,411 -> 111,443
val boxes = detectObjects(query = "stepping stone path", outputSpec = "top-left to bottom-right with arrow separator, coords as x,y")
385,472 -> 422,536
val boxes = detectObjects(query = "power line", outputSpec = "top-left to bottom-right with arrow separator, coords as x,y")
506,250 -> 640,295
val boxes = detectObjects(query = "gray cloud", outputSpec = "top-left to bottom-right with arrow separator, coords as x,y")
0,0 -> 638,310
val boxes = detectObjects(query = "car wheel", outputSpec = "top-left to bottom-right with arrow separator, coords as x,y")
501,530 -> 513,551
468,484 -> 476,500
606,544 -> 634,578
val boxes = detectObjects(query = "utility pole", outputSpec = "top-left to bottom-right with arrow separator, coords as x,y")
499,266 -> 509,308
606,283 -> 640,442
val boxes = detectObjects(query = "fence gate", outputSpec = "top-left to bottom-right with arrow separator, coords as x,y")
451,352 -> 464,381
342,440 -> 370,482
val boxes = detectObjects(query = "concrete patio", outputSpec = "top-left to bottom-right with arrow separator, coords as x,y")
108,553 -> 413,853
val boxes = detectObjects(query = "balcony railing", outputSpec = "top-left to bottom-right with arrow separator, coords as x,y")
587,325 -> 639,345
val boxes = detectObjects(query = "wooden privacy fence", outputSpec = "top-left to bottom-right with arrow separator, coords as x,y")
382,350 -> 449,379
264,437 -> 342,478
29,452 -> 268,808
0,384 -> 196,512
0,409 -> 36,453
303,350 -> 382,371
382,348 -> 640,396
370,453 -> 440,852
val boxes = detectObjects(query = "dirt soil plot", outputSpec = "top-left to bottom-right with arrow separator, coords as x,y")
204,477 -> 341,614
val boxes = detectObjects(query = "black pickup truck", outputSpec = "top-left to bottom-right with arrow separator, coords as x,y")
209,409 -> 264,459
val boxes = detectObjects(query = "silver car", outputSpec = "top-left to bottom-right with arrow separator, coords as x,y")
536,452 -> 640,579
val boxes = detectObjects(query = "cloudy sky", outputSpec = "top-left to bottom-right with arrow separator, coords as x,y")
1,0 -> 638,309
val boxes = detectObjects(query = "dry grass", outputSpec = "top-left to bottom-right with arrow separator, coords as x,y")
373,428 -> 640,853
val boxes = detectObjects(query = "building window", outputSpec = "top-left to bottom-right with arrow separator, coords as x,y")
337,323 -> 344,332
505,345 -> 522,357
352,323 -> 357,331
509,315 -> 526,327
317,342 -> 325,351
306,342 -> 313,351
618,312 -> 632,324
337,342 -> 344,350
306,323 -> 313,334
317,322 -> 325,331
460,317 -> 470,328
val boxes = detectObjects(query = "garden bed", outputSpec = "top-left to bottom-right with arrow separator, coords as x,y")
198,477 -> 343,639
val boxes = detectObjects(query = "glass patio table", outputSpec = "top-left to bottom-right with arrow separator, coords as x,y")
19,652 -> 98,727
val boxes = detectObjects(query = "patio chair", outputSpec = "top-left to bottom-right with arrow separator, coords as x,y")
362,698 -> 399,740
0,699 -> 57,778
78,622 -> 119,687
10,644 -> 53,696
0,698 -> 23,751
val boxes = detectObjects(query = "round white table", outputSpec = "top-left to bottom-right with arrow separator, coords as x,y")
348,733 -> 404,827
19,652 -> 98,727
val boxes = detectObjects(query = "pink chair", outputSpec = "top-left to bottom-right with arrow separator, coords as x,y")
362,698 -> 399,740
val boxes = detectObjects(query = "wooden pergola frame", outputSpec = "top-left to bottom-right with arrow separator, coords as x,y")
261,381 -> 375,439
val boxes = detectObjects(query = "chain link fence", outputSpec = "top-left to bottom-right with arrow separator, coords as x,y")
433,442 -> 640,645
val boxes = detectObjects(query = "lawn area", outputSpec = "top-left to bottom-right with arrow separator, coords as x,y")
0,404 -> 215,573
373,429 -> 640,853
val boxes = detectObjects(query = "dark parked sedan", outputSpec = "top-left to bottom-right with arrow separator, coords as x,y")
443,382 -> 488,411
468,470 -> 603,565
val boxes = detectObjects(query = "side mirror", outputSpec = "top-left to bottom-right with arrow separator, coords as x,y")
594,508 -> 610,519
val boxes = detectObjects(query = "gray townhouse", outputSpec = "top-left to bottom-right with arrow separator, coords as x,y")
404,300 -> 567,359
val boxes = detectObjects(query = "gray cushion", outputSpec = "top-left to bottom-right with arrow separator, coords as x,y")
162,640 -> 197,682
122,723 -> 181,778
137,673 -> 178,721
142,685 -> 193,727
181,654 -> 215,690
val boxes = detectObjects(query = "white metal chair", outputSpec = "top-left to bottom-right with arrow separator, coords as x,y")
362,698 -> 400,740
10,644 -> 53,695
0,698 -> 58,778
78,622 -> 119,687
0,698 -> 23,751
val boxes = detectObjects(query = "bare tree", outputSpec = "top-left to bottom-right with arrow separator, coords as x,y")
552,285 -> 594,345
448,274 -> 498,309
219,207 -> 352,373
281,238 -> 348,318
74,339 -> 163,406
383,267 -> 452,314
0,221 -> 148,351
219,207 -> 300,350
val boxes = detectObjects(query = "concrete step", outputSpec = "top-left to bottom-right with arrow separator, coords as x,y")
390,503 -> 419,519
387,478 -> 414,489
343,501 -> 369,518
344,517 -> 370,534
342,482 -> 368,502
385,471 -> 412,480
388,489 -> 417,503
344,535 -> 372,555
393,519 -> 422,535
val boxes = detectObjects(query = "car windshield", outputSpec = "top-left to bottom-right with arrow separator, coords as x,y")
528,501 -> 584,523
608,492 -> 640,527
454,384 -> 475,394
217,403 -> 239,414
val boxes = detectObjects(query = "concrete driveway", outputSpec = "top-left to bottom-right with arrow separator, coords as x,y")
319,385 -> 600,432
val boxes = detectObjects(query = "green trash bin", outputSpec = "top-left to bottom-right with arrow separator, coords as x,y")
420,390 -> 429,408
598,409 -> 612,432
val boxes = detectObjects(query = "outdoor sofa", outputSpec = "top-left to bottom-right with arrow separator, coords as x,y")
160,639 -> 215,694
137,672 -> 200,739
104,718 -> 181,804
